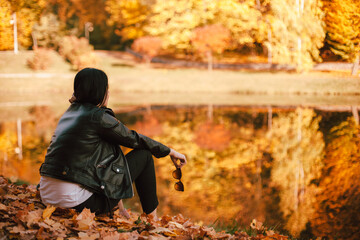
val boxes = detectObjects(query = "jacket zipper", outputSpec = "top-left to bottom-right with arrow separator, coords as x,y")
97,154 -> 114,168
124,154 -> 134,197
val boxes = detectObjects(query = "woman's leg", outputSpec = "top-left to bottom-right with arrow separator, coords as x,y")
72,192 -> 119,214
125,149 -> 159,215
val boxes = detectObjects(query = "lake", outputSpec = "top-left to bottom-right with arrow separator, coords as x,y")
0,103 -> 359,239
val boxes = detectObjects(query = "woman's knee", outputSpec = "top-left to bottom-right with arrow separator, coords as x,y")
132,149 -> 153,164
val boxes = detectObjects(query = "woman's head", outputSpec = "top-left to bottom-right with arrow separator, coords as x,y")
73,68 -> 108,106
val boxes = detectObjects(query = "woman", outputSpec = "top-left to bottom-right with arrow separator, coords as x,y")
39,68 -> 187,219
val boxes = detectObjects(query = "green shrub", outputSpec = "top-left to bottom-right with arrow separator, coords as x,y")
58,36 -> 97,70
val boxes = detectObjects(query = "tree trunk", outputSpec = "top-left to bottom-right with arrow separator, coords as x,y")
268,106 -> 272,131
352,106 -> 359,125
12,13 -> 18,54
17,118 -> 23,160
207,51 -> 213,71
207,104 -> 213,122
31,32 -> 38,49
351,53 -> 359,76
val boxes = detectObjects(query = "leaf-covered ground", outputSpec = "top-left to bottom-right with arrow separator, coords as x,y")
0,176 -> 288,239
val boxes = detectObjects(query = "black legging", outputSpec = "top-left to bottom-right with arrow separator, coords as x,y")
73,149 -> 159,214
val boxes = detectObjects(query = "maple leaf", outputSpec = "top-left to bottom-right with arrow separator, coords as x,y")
26,209 -> 42,227
0,203 -> 7,211
42,205 -> 56,219
149,226 -> 177,236
74,208 -> 96,230
78,231 -> 100,239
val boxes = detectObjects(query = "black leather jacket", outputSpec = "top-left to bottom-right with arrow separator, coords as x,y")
39,103 -> 170,199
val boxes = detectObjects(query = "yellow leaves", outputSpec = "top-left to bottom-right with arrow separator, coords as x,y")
216,0 -> 265,45
323,0 -> 360,60
42,205 -> 56,219
0,1 -> 13,50
269,108 -> 324,235
106,0 -> 148,40
268,0 -> 325,69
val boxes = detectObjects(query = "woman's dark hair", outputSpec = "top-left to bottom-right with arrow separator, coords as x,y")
73,68 -> 108,105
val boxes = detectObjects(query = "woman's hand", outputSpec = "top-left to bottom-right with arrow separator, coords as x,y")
169,148 -> 187,168
69,93 -> 76,103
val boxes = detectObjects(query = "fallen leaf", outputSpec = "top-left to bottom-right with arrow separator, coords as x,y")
250,219 -> 264,231
78,231 -> 100,239
0,203 -> 7,210
168,221 -> 185,230
10,224 -> 26,233
75,208 -> 95,230
42,205 -> 56,219
26,209 -> 42,227
149,226 -> 177,236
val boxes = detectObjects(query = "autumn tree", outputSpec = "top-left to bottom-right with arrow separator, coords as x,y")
105,0 -> 149,41
322,0 -> 360,74
58,36 -> 97,70
311,118 -> 360,239
131,36 -> 162,64
269,108 -> 324,236
214,0 -> 267,48
47,0 -> 107,31
32,13 -> 64,49
0,1 -> 13,50
265,0 -> 325,70
144,0 -> 216,51
0,0 -> 45,50
191,24 -> 232,70
144,0 -> 265,53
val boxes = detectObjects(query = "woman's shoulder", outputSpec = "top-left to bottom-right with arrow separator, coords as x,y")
90,106 -> 119,128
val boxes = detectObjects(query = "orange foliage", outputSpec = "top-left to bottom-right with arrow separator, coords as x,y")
29,106 -> 57,141
58,36 -> 98,70
311,119 -> 360,239
48,0 -> 106,28
134,114 -> 163,137
0,176 -> 289,239
191,24 -> 232,55
131,36 -> 163,63
27,48 -> 53,70
194,121 -> 231,151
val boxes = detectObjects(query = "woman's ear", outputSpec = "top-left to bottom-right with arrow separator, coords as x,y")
69,93 -> 76,103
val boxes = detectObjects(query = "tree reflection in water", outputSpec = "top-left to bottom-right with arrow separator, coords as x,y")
0,105 -> 359,239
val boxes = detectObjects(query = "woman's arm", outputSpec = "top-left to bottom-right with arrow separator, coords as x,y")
99,111 -> 170,158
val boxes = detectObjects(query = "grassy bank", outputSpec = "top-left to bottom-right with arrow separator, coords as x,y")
0,50 -> 360,121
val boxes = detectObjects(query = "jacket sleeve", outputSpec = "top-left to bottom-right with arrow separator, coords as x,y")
98,111 -> 171,158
